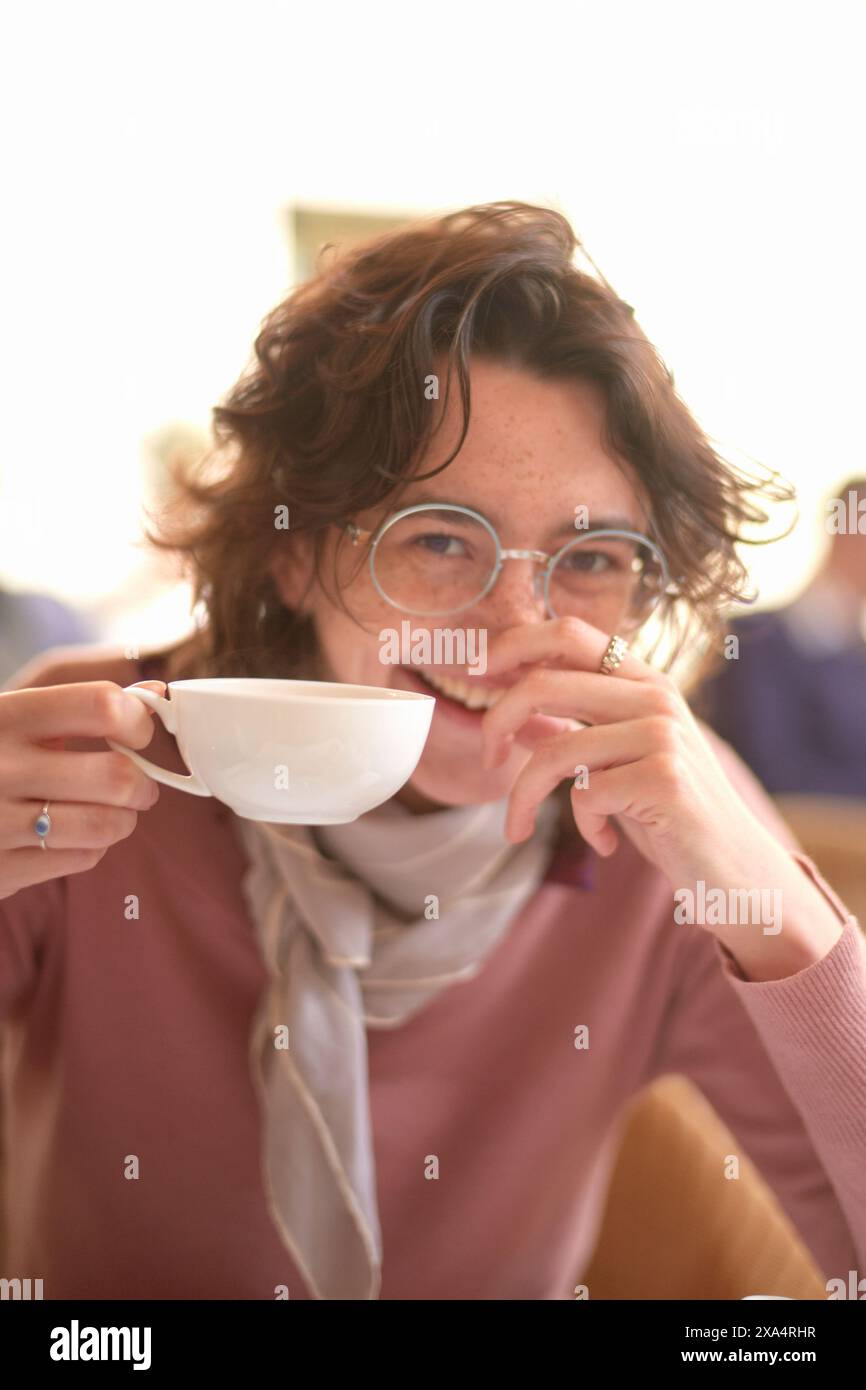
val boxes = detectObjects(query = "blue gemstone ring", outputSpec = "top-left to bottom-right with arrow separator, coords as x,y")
34,803 -> 51,850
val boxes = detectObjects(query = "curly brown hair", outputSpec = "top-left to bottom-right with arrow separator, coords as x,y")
144,200 -> 794,689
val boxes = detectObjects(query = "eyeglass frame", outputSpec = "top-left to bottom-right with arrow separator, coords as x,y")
340,501 -> 672,621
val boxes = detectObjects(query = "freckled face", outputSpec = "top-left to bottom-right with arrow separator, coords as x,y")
271,357 -> 649,811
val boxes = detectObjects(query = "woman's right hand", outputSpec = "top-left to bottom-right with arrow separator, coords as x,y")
0,679 -> 164,901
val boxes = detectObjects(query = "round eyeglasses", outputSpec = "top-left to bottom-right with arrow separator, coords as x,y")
341,503 -> 671,626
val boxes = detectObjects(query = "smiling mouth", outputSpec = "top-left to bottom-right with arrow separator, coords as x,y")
408,667 -> 507,711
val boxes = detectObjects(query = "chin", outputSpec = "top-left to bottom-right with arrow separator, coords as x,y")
404,726 -> 528,809
402,765 -> 514,810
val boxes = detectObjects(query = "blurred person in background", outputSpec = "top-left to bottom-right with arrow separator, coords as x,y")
0,584 -> 97,687
0,423 -> 207,690
694,478 -> 866,798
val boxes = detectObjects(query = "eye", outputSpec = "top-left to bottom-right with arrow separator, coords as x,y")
412,531 -> 469,558
561,548 -> 617,574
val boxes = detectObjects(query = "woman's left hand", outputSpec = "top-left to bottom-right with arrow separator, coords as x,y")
479,616 -> 845,978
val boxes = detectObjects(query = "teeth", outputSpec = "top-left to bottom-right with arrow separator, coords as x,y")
419,670 -> 506,710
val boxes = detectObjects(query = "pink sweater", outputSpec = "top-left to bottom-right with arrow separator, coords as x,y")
2,648 -> 866,1299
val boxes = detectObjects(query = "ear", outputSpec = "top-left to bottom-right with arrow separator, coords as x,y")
269,535 -> 316,614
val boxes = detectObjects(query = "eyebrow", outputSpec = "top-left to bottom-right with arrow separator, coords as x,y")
393,497 -> 643,542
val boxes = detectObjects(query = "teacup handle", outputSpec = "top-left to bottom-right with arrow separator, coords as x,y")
105,684 -> 213,797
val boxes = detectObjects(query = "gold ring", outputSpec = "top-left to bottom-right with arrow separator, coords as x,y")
600,635 -> 629,675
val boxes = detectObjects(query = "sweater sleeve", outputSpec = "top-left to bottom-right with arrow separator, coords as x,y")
648,836 -> 866,1287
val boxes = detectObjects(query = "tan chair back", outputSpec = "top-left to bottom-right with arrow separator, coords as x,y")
773,794 -> 866,930
582,1075 -> 828,1299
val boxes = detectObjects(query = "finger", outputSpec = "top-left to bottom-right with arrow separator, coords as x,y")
0,680 -> 166,747
488,710 -> 581,760
569,790 -> 619,859
503,720 -> 659,838
502,715 -> 584,756
483,616 -> 660,684
1,749 -> 161,809
128,680 -> 167,699
481,668 -> 678,766
1,846 -> 109,896
2,800 -> 142,850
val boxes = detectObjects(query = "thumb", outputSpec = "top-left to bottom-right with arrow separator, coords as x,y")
127,679 -> 167,711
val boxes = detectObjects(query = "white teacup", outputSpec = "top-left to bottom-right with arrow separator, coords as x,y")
106,677 -> 435,823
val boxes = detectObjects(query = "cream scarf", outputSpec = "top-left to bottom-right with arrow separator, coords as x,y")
232,791 -> 560,1301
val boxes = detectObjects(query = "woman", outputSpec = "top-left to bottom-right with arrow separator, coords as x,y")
1,202 -> 864,1300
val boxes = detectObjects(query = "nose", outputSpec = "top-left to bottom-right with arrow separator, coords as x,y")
470,557 -> 549,628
